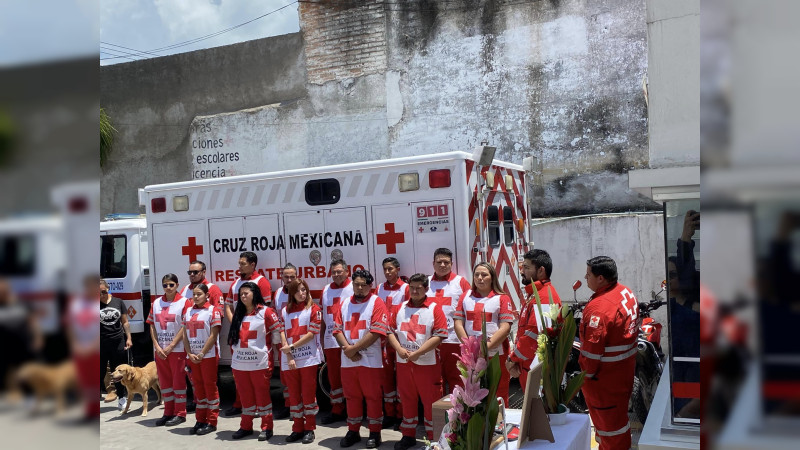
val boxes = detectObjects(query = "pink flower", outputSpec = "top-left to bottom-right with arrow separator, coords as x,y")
459,412 -> 470,423
457,335 -> 481,369
474,357 -> 487,374
447,408 -> 458,424
454,378 -> 489,408
445,433 -> 457,443
450,397 -> 464,414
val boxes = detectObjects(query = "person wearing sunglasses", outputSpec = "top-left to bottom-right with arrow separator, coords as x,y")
146,273 -> 193,427
180,260 -> 223,306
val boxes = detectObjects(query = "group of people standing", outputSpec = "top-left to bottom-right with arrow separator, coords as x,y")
135,246 -> 639,450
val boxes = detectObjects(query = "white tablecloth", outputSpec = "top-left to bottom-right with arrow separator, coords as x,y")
501,410 -> 591,450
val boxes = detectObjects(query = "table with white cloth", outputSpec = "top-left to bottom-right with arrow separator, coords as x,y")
500,410 -> 592,450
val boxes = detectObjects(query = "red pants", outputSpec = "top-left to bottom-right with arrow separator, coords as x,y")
397,363 -> 443,440
582,378 -> 633,450
520,366 -> 530,394
155,351 -> 187,417
341,366 -> 383,433
382,348 -> 399,418
74,352 -> 100,418
439,343 -> 463,393
497,353 -> 510,405
189,357 -> 219,426
284,365 -> 319,432
324,348 -> 345,415
233,368 -> 273,431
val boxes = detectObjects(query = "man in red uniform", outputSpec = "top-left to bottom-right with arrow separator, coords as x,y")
224,251 -> 272,417
333,270 -> 390,449
180,260 -> 223,306
426,248 -> 471,394
377,257 -> 409,430
320,259 -> 354,424
507,249 -> 562,391
579,256 -> 639,450
273,263 -> 297,420
387,273 -> 446,450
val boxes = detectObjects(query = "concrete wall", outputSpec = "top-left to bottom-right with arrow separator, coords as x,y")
101,0 -> 658,216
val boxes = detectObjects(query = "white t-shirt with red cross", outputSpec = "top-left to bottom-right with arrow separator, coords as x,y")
230,305 -> 281,371
333,294 -> 390,369
321,279 -> 354,349
454,290 -> 515,356
183,302 -> 222,359
389,298 -> 448,366
180,279 -> 223,306
280,303 -> 323,370
377,279 -> 410,315
427,273 -> 471,344
68,296 -> 100,347
147,294 -> 192,353
225,273 -> 272,311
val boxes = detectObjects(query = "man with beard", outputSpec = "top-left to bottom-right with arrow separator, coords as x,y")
507,249 -> 562,391
180,260 -> 223,306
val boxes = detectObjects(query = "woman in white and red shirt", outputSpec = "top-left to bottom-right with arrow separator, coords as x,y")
227,281 -> 281,441
454,262 -> 515,403
180,284 -> 222,435
147,273 -> 192,427
279,278 -> 322,444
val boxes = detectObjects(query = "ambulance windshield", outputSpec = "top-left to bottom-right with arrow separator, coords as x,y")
0,234 -> 36,276
100,235 -> 127,279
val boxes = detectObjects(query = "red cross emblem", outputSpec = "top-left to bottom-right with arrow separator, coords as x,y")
400,313 -> 426,342
239,321 -> 258,348
287,317 -> 308,342
466,302 -> 493,331
181,237 -> 204,264
430,289 -> 452,310
376,223 -> 405,254
186,313 -> 205,338
155,307 -> 176,329
326,296 -> 341,316
75,306 -> 96,329
346,312 -> 368,340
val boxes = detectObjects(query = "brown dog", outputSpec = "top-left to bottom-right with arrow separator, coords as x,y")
16,360 -> 77,415
111,362 -> 162,416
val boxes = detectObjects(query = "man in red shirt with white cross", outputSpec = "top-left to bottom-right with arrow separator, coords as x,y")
426,248 -> 470,393
180,260 -> 223,306
319,259 -> 353,424
580,256 -> 639,450
377,256 -> 409,430
333,269 -> 390,449
223,251 -> 272,417
507,249 -> 562,391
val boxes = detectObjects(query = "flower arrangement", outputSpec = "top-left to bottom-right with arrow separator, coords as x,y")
532,287 -> 585,414
444,315 -> 501,450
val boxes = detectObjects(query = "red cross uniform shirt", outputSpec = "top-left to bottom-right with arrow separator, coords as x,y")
389,297 -> 447,366
280,303 -> 323,370
273,287 -> 290,315
231,305 -> 281,371
333,294 -> 390,369
427,273 -> 471,344
225,273 -> 272,311
147,294 -> 192,353
68,296 -> 100,347
180,279 -> 223,306
183,302 -> 222,359
455,290 -> 515,356
321,279 -> 354,350
377,279 -> 410,315
510,281 -> 562,368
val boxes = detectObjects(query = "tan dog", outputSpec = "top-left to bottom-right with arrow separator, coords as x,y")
111,362 -> 162,416
16,360 -> 77,415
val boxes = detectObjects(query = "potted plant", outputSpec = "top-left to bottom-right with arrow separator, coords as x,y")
532,287 -> 585,424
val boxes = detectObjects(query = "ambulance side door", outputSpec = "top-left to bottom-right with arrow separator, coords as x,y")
323,208 -> 370,275
411,200 -> 457,275
283,211 -> 327,302
151,220 -> 210,297
244,214 -> 282,291
372,203 -> 415,278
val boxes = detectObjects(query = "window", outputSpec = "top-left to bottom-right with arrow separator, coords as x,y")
100,235 -> 127,279
0,235 -> 36,276
488,205 -> 500,247
305,179 -> 340,205
503,206 -> 514,245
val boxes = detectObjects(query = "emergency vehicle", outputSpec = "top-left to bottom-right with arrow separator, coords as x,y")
139,151 -> 529,364
100,214 -> 152,360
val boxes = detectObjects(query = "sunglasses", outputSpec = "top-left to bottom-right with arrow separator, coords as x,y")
101,290 -> 108,295
162,283 -> 176,288
187,270 -> 201,276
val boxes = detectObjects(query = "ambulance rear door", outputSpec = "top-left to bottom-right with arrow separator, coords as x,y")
486,193 -> 523,309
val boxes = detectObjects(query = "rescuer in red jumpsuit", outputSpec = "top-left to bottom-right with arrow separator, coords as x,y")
579,256 -> 639,450
377,256 -> 410,430
273,263 -> 298,421
319,258 -> 354,424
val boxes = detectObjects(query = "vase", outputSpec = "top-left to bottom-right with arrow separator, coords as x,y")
548,403 -> 569,426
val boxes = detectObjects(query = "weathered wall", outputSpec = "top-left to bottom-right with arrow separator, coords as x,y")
101,0 -> 656,216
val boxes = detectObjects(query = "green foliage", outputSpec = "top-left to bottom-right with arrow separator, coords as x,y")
100,107 -> 117,168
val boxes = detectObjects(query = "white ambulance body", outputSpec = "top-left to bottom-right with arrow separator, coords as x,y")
139,151 -> 529,364
100,215 -> 150,337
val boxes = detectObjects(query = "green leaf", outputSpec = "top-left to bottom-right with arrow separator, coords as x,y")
485,396 -> 500,450
466,413 -> 485,450
563,371 -> 586,406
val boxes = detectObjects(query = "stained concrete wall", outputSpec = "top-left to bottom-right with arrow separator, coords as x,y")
101,0 -> 658,217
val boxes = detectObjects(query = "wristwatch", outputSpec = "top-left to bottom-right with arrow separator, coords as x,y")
199,350 -> 206,358
290,344 -> 295,351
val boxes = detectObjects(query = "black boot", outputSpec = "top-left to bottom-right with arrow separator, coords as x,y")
366,431 -> 382,448
340,430 -> 361,447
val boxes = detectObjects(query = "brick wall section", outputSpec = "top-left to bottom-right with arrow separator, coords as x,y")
299,0 -> 387,84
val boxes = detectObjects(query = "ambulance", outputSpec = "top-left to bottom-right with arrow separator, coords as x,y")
100,214 -> 152,360
139,150 -> 529,364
